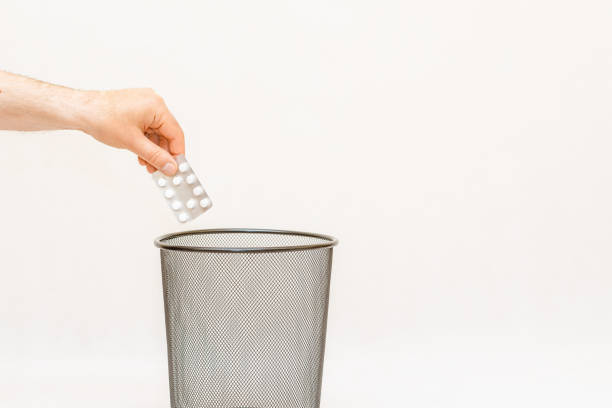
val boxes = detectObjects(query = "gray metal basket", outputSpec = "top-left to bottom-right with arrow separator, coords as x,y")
154,229 -> 338,408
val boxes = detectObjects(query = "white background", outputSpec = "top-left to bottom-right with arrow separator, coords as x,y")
2,0 -> 612,407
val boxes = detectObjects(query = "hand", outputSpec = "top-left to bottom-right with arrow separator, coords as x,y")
82,88 -> 185,176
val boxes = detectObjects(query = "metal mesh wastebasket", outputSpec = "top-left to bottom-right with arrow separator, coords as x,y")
154,228 -> 338,408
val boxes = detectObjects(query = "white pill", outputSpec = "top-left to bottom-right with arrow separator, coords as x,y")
179,162 -> 190,172
157,178 -> 167,187
193,186 -> 204,196
186,198 -> 196,209
200,198 -> 211,208
178,212 -> 189,222
172,175 -> 183,186
164,188 -> 175,199
171,200 -> 183,210
186,174 -> 196,184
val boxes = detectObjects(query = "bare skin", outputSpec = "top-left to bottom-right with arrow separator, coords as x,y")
0,70 -> 184,176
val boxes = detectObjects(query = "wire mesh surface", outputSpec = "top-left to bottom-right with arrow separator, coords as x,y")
156,229 -> 337,408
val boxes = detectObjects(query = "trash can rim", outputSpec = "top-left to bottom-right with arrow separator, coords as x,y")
154,228 -> 338,253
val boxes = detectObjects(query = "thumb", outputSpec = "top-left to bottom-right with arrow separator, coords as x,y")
128,132 -> 177,176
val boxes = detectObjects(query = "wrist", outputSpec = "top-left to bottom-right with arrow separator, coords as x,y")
69,89 -> 105,135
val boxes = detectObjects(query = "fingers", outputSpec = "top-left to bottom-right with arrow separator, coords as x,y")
137,132 -> 171,174
137,156 -> 156,173
152,133 -> 168,173
129,131 -> 177,176
157,108 -> 185,156
138,133 -> 160,174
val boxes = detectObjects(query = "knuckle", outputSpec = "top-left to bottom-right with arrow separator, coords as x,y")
151,98 -> 166,114
140,88 -> 164,106
149,89 -> 165,104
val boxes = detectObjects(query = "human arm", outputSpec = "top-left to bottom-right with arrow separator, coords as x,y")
0,70 -> 184,176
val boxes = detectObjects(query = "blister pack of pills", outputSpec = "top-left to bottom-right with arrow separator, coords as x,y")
152,154 -> 212,223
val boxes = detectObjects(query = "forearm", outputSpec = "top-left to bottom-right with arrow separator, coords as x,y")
0,70 -> 92,132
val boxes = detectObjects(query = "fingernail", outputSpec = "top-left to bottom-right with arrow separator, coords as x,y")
161,161 -> 177,176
